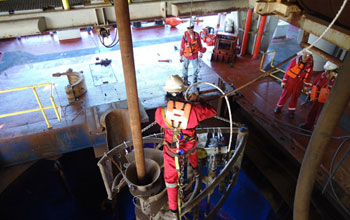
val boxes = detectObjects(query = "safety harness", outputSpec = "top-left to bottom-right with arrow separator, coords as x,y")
161,101 -> 197,156
161,100 -> 197,217
183,31 -> 200,58
286,56 -> 313,82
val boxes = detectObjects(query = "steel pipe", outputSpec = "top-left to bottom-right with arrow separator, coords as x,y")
240,9 -> 253,56
114,0 -> 146,183
252,15 -> 267,59
294,53 -> 350,219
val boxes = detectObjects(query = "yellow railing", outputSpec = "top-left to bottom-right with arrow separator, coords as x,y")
0,83 -> 61,129
259,50 -> 286,81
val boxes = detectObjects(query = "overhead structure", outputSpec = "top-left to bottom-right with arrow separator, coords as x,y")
254,0 -> 350,50
0,0 -> 249,39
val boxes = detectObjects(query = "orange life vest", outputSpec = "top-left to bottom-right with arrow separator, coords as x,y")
183,31 -> 200,57
286,57 -> 313,81
310,85 -> 330,103
165,101 -> 192,130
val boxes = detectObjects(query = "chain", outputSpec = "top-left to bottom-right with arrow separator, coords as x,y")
214,115 -> 241,126
179,155 -> 186,201
141,120 -> 157,133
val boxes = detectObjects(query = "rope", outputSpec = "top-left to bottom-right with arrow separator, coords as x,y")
300,0 -> 348,55
221,53 -> 297,97
221,0 -> 348,98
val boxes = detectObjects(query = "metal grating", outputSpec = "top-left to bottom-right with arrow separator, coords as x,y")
0,0 -> 84,13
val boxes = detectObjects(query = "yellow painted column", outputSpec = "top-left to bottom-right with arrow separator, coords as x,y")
62,0 -> 70,10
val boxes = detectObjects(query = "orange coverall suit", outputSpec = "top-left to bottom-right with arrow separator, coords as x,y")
155,102 -> 216,211
276,56 -> 314,113
304,72 -> 335,130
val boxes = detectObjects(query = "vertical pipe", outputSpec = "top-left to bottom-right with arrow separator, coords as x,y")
240,9 -> 253,56
114,0 -> 146,183
62,0 -> 70,10
294,53 -> 350,220
252,15 -> 267,59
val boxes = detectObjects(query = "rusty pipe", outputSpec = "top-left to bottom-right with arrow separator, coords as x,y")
114,0 -> 146,183
294,53 -> 350,220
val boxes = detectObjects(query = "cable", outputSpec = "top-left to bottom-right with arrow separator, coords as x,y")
299,0 -> 349,55
184,81 -> 234,152
322,138 -> 350,216
98,27 -> 119,48
88,31 -> 101,53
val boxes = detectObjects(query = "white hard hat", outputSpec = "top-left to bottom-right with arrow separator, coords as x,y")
164,75 -> 187,93
324,61 -> 338,71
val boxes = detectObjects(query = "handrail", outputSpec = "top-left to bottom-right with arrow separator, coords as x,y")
0,83 -> 61,129
259,50 -> 286,81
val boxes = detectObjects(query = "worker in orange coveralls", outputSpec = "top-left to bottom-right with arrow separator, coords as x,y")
300,61 -> 338,130
155,75 -> 216,219
180,22 -> 206,85
274,50 -> 314,119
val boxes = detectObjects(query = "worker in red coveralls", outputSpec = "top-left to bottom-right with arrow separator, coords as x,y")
155,75 -> 216,220
180,22 -> 206,85
300,61 -> 338,130
274,50 -> 314,119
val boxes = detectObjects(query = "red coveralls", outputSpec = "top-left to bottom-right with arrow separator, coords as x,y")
304,72 -> 335,130
276,56 -> 313,113
155,102 -> 216,211
180,31 -> 202,60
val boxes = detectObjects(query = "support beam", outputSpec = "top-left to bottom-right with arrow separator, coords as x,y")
170,0 -> 249,17
277,14 -> 350,50
294,53 -> 350,219
114,0 -> 146,183
0,0 -> 251,38
300,42 -> 343,67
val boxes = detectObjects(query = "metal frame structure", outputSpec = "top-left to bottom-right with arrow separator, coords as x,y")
259,50 -> 285,81
97,126 -> 248,219
0,0 -> 249,39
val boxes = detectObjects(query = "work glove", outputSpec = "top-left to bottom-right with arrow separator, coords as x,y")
303,86 -> 308,93
188,93 -> 199,102
281,82 -> 286,88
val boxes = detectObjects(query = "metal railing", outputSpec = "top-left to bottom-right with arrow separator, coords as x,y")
259,50 -> 286,81
0,83 -> 61,129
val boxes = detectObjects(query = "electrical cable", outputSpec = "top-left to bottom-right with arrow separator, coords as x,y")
250,107 -> 350,139
88,31 -> 101,53
98,27 -> 119,48
322,138 -> 350,216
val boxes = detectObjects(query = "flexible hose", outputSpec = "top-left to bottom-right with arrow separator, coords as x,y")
184,81 -> 233,152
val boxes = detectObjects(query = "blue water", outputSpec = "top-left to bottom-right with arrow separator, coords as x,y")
0,147 -> 276,220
